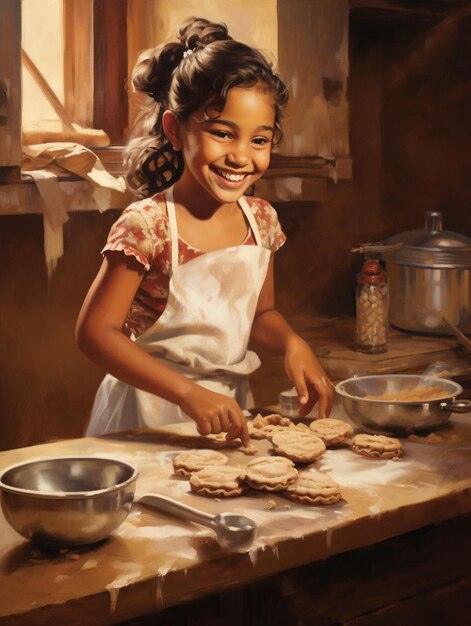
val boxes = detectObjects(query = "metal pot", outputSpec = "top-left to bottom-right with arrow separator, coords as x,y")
335,374 -> 471,436
384,212 -> 471,335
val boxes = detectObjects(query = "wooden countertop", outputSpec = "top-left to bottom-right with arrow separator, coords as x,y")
1,408 -> 470,625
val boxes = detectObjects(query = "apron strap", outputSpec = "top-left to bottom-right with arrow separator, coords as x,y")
238,195 -> 263,247
165,186 -> 180,270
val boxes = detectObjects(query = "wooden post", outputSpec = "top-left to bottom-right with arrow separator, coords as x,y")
93,0 -> 128,144
0,0 -> 22,183
63,0 -> 95,128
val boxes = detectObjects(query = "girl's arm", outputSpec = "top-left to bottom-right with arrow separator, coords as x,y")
250,256 -> 334,418
76,252 -> 250,444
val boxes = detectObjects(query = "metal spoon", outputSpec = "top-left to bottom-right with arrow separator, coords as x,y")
137,493 -> 256,550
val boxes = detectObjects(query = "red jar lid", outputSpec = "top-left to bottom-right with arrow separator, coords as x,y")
358,259 -> 387,285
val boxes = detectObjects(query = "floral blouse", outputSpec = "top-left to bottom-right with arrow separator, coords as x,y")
103,193 -> 286,337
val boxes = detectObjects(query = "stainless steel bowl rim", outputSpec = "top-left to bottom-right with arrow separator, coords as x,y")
0,455 -> 139,499
335,374 -> 463,405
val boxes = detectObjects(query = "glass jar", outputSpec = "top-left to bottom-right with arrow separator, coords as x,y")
355,258 -> 389,353
278,387 -> 299,418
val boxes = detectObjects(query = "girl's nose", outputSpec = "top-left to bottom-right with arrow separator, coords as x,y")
226,144 -> 250,167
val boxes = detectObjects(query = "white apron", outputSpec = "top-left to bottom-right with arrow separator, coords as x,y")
86,187 -> 271,435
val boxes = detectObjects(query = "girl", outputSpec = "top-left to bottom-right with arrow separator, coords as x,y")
76,17 -> 334,446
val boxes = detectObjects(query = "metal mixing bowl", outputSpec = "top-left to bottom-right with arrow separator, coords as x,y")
335,374 -> 471,436
0,456 -> 138,548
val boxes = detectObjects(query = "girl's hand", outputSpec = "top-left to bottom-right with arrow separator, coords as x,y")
284,336 -> 334,419
179,384 -> 250,446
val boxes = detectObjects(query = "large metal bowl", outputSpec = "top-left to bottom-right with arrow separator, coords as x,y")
0,456 -> 138,548
335,374 -> 471,436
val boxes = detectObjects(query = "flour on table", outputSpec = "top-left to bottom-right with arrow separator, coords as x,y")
318,449 -> 420,487
116,522 -> 210,542
106,562 -> 145,612
53,574 -> 73,583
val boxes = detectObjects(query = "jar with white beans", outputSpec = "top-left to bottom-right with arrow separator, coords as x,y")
355,258 -> 389,353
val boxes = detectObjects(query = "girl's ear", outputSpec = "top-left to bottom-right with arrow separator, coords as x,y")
162,111 -> 183,151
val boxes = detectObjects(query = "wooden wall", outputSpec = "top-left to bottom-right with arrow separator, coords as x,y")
0,6 -> 470,450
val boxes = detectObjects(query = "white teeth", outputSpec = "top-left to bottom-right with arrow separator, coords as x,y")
216,168 -> 246,182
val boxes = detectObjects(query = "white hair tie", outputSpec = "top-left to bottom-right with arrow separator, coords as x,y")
183,49 -> 193,59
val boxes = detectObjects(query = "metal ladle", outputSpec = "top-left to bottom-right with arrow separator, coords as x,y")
137,493 -> 256,550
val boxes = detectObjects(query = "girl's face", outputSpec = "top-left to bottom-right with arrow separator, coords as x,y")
171,85 -> 276,206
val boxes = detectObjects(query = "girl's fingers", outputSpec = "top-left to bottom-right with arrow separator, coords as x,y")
317,386 -> 329,420
218,411 -> 232,433
227,410 -> 250,446
313,376 -> 335,419
210,413 -> 222,434
240,415 -> 250,447
299,389 -> 317,417
196,419 -> 212,437
293,377 -> 309,408
294,373 -> 335,419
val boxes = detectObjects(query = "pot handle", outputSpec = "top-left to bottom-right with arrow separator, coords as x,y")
351,242 -> 403,254
440,399 -> 471,413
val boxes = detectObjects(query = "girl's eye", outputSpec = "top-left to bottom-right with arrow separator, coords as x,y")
253,136 -> 272,147
210,130 -> 232,139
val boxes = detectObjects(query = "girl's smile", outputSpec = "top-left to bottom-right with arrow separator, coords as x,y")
209,165 -> 254,190
210,165 -> 252,182
166,85 -> 276,208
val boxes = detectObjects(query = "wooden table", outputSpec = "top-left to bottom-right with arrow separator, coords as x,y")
1,408 -> 470,626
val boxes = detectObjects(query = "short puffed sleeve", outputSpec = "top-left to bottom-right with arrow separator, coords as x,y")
102,197 -> 168,271
248,196 -> 287,252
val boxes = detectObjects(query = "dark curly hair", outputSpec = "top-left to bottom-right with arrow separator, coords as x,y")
125,17 -> 289,197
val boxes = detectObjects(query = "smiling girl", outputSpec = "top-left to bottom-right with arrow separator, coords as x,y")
76,17 -> 334,444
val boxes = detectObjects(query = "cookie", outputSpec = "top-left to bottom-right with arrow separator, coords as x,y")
249,413 -> 291,439
284,471 -> 342,505
271,430 -> 326,464
249,414 -> 310,440
249,423 -> 288,439
252,413 -> 292,428
190,465 -> 248,498
204,432 -> 243,448
173,449 -> 228,477
351,433 -> 403,459
309,418 -> 354,446
245,456 -> 298,491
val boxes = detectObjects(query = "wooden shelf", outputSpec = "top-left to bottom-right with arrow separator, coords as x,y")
0,149 -> 351,213
92,149 -> 348,181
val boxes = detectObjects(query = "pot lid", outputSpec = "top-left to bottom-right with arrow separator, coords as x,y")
385,211 -> 471,268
